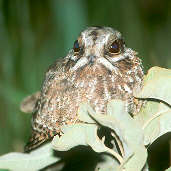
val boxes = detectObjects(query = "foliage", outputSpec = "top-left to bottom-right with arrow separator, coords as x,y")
0,144 -> 58,171
0,66 -> 171,170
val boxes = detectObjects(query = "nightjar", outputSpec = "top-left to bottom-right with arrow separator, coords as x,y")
24,27 -> 144,152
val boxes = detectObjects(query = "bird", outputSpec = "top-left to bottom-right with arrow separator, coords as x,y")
24,26 -> 144,152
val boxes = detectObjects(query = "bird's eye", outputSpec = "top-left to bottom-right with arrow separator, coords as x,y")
73,40 -> 80,53
109,40 -> 121,54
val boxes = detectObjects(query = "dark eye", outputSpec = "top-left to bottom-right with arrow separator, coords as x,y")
73,40 -> 80,53
109,40 -> 120,54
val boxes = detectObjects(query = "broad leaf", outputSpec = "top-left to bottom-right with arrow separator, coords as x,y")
165,167 -> 171,171
0,143 -> 59,171
135,101 -> 171,146
134,67 -> 171,105
134,67 -> 171,146
52,123 -> 112,153
88,100 -> 147,171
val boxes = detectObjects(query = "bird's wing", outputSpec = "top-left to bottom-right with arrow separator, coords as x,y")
20,91 -> 40,113
24,58 -> 69,152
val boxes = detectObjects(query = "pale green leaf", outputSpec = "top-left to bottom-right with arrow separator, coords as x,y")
136,101 -> 171,146
134,66 -> 171,146
106,100 -> 144,146
0,143 -> 59,171
88,100 -> 147,171
78,103 -> 96,123
165,167 -> 171,171
134,101 -> 160,127
119,146 -> 147,171
52,123 -> 113,154
134,66 -> 171,105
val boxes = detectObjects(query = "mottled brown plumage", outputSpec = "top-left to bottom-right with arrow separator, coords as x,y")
24,27 -> 144,152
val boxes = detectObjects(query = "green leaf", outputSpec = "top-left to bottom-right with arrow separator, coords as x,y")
135,101 -> 171,146
77,103 -> 96,123
88,100 -> 147,171
134,66 -> 171,105
106,100 -> 144,146
52,123 -> 111,153
134,66 -> 171,146
165,167 -> 171,171
0,143 -> 59,171
69,100 -> 147,171
134,101 -> 159,127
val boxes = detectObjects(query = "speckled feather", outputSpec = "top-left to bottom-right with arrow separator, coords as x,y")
25,27 -> 144,152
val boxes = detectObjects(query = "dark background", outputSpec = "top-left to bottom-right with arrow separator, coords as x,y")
0,0 -> 171,170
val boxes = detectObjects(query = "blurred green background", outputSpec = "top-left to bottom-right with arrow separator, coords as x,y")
0,0 -> 171,170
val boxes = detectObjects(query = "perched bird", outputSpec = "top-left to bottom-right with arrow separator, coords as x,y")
23,27 -> 144,152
